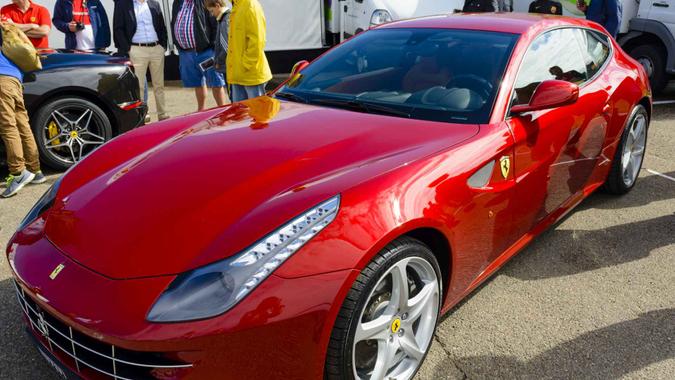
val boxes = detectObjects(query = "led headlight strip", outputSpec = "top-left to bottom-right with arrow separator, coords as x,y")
231,195 -> 341,301
147,195 -> 340,322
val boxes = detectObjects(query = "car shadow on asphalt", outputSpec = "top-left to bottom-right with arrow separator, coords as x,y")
434,308 -> 675,379
502,171 -> 675,281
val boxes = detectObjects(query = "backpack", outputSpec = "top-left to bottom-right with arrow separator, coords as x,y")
463,0 -> 496,12
0,22 -> 42,72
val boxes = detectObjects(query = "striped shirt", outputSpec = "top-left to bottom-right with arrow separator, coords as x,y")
173,0 -> 195,50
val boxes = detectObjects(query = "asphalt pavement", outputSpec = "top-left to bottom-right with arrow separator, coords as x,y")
0,85 -> 673,379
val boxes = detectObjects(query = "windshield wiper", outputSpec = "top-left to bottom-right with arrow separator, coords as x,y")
274,91 -> 308,103
310,98 -> 411,118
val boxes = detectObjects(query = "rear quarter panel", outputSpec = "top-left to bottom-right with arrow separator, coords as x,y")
23,64 -> 139,114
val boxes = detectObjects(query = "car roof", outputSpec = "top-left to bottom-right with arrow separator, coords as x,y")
378,12 -> 605,36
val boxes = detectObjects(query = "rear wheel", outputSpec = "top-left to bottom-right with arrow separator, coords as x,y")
604,104 -> 648,194
629,44 -> 668,94
325,237 -> 441,380
32,97 -> 112,170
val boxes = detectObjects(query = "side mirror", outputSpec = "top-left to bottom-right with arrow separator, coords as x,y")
511,80 -> 579,114
291,60 -> 309,76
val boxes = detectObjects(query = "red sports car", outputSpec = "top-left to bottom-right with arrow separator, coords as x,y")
7,13 -> 649,380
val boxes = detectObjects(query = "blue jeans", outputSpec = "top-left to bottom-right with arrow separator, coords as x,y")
230,83 -> 267,102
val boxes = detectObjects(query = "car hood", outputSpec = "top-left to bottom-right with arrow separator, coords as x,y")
39,49 -> 129,70
45,97 -> 479,279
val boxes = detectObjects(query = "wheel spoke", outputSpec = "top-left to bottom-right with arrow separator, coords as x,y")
389,260 -> 410,313
354,314 -> 392,344
633,118 -> 644,142
52,110 -> 74,127
399,329 -> 424,361
67,140 -> 77,163
78,136 -> 105,146
406,281 -> 437,323
45,133 -> 67,146
45,141 -> 69,150
621,150 -> 631,170
370,340 -> 398,380
75,109 -> 93,131
623,158 -> 634,180
80,130 -> 105,141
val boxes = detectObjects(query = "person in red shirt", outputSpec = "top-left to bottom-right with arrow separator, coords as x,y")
0,0 -> 51,48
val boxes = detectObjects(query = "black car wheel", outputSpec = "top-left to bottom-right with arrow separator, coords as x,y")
325,237 -> 441,380
32,97 -> 112,170
604,104 -> 649,195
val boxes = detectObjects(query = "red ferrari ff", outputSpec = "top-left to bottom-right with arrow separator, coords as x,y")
7,13 -> 650,380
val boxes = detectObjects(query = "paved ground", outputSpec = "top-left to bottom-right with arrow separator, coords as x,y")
0,84 -> 673,379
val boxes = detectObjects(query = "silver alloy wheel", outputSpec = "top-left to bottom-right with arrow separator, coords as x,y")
42,106 -> 106,165
352,257 -> 439,380
621,112 -> 647,187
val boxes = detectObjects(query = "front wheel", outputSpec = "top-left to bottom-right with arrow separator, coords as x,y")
325,237 -> 442,380
604,104 -> 649,194
32,97 -> 112,171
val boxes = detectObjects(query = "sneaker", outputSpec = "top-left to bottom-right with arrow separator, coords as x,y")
144,115 -> 151,124
1,170 -> 36,198
158,114 -> 170,121
31,171 -> 47,184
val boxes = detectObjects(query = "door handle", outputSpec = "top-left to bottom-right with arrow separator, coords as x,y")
654,2 -> 669,7
603,104 -> 612,116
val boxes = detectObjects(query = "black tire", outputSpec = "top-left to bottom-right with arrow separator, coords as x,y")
32,97 -> 112,171
604,104 -> 649,195
629,44 -> 668,94
325,237 -> 442,380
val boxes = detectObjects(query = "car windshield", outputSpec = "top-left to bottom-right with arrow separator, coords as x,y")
278,28 -> 518,124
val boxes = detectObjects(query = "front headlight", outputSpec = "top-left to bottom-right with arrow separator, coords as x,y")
147,195 -> 340,322
17,176 -> 62,231
370,9 -> 393,26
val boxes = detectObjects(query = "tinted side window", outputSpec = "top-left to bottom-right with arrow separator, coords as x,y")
513,28 -> 588,106
582,30 -> 611,79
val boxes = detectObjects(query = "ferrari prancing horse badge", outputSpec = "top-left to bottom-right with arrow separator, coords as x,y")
499,156 -> 510,179
49,264 -> 65,280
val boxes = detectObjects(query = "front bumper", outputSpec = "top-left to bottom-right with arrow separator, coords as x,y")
8,235 -> 357,379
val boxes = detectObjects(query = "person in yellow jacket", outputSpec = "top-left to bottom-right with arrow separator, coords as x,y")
227,0 -> 272,102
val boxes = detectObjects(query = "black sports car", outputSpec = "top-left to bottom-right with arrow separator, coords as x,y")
1,49 -> 146,171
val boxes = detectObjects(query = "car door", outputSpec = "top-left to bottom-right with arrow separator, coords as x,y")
506,27 -> 611,238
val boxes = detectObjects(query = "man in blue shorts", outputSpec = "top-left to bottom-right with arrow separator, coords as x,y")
171,0 -> 226,111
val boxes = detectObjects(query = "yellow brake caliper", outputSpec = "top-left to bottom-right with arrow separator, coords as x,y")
48,121 -> 60,146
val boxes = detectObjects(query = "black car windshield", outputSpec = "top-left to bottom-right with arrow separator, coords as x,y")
278,28 -> 518,124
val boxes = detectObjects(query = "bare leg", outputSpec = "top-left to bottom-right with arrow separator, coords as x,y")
195,85 -> 207,111
212,87 -> 227,106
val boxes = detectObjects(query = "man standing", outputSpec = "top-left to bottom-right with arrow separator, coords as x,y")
171,0 -> 226,111
1,0 -> 50,48
227,0 -> 272,102
577,0 -> 622,38
0,26 -> 44,198
114,0 -> 168,121
52,0 -> 110,50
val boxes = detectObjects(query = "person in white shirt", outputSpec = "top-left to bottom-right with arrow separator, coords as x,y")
53,0 -> 110,50
113,0 -> 169,121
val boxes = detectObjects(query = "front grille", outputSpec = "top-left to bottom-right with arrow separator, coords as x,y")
14,281 -> 192,379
